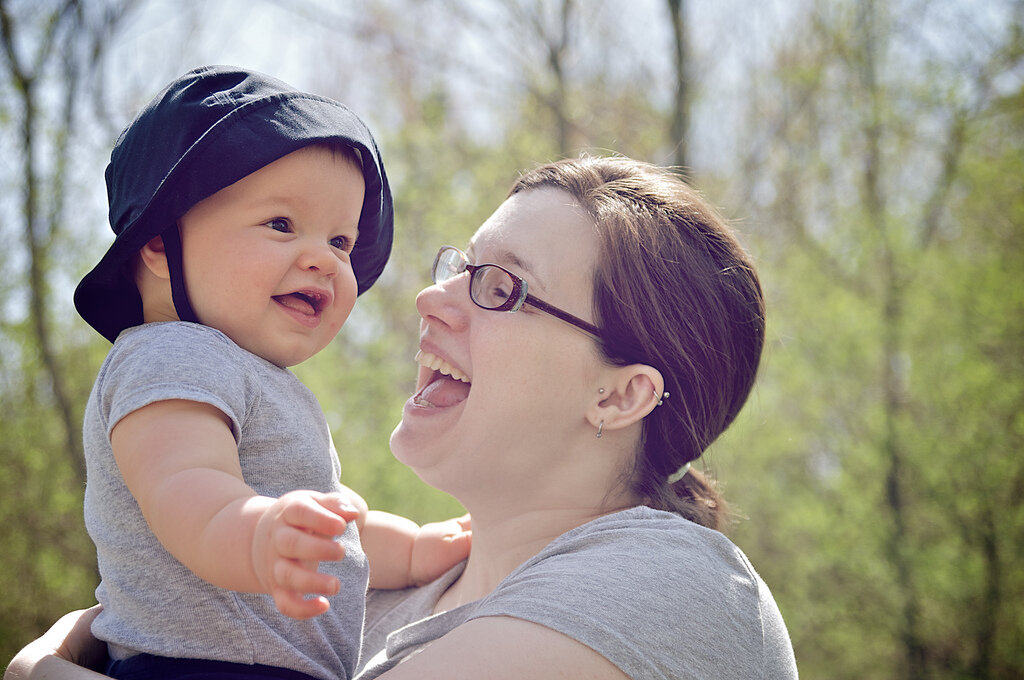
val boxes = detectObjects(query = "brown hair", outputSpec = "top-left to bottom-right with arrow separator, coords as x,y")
510,156 -> 765,531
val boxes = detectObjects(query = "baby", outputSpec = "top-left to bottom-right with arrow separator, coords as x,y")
74,66 -> 468,680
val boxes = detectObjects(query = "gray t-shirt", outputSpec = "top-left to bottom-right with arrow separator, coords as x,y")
83,322 -> 368,680
357,506 -> 797,680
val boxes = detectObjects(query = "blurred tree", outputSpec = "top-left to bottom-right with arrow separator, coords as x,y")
719,0 -> 1024,677
914,85 -> 1024,679
666,0 -> 690,168
0,0 -> 140,664
5,0 -> 85,481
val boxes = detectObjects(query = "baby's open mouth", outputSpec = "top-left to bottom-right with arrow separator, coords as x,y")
413,351 -> 471,407
274,289 -> 329,315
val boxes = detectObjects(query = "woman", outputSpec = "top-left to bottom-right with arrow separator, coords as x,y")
7,155 -> 798,679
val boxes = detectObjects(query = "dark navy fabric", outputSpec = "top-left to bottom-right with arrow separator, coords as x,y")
106,653 -> 325,680
75,65 -> 394,343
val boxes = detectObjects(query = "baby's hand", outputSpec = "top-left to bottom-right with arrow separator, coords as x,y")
251,490 -> 360,619
409,514 -> 472,587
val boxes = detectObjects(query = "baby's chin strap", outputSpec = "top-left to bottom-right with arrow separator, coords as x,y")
161,224 -> 200,325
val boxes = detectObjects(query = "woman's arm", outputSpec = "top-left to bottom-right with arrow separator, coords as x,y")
3,608 -> 107,680
375,616 -> 628,680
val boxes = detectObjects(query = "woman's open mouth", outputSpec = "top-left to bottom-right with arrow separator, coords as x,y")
413,350 -> 471,408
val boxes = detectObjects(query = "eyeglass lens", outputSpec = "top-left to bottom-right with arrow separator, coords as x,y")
433,247 -> 521,311
471,266 -> 523,310
433,247 -> 464,283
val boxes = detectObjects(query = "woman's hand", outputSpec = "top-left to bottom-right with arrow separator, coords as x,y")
4,606 -> 108,680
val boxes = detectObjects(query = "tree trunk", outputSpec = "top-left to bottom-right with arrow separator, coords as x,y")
547,0 -> 573,156
1,0 -> 87,483
857,1 -> 926,675
666,0 -> 689,170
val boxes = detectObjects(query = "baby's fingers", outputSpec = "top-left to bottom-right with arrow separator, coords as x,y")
316,492 -> 362,523
271,585 -> 331,620
275,526 -> 346,563
279,492 -> 350,537
273,558 -> 340,597
269,559 -> 338,619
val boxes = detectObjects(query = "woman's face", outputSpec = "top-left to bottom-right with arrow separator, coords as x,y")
390,187 -> 605,505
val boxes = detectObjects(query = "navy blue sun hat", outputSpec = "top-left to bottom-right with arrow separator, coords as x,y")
74,65 -> 394,343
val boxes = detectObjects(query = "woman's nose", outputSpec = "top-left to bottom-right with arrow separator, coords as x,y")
415,277 -> 470,331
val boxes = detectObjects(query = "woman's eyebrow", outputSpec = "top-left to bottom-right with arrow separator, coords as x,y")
497,249 -> 547,290
466,243 -> 547,289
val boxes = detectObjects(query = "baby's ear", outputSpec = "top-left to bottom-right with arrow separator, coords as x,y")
138,236 -> 170,279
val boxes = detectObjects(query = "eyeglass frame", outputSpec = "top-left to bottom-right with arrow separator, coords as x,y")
431,245 -> 602,338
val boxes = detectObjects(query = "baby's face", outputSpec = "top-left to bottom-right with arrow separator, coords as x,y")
177,144 -> 365,367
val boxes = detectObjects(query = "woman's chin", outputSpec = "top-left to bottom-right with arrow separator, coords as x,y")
388,419 -> 413,462
389,417 -> 442,469
390,419 -> 468,494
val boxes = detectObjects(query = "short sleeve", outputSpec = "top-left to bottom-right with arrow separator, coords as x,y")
466,509 -> 797,680
98,323 -> 252,441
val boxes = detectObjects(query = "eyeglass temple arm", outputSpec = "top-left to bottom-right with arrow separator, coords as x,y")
524,294 -> 601,337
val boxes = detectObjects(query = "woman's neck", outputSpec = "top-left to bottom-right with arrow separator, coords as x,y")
429,435 -> 644,614
432,504 -> 632,614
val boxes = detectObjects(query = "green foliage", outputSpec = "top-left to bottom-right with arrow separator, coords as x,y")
715,6 -> 1024,675
0,322 -> 106,664
719,252 -> 907,677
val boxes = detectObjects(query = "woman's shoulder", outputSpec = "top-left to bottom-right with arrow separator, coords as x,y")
470,506 -> 797,679
486,507 -> 756,616
544,505 -> 755,580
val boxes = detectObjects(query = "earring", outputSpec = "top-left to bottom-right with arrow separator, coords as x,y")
596,420 -> 604,438
598,388 -> 605,394
654,390 -> 670,406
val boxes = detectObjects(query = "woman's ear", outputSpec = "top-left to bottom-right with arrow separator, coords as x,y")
138,235 -> 170,279
587,364 -> 665,435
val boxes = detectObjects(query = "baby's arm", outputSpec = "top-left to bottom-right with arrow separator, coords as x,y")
359,511 -> 471,589
111,399 -> 358,619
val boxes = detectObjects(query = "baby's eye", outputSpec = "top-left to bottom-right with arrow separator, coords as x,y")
266,218 -> 291,233
330,235 -> 354,252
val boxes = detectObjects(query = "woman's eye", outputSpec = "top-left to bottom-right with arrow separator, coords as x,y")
266,218 -> 290,233
491,284 -> 511,301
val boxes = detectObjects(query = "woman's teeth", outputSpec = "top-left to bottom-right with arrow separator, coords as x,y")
416,350 -> 470,383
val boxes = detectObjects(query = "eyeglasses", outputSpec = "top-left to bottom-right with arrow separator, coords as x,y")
431,245 -> 601,338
